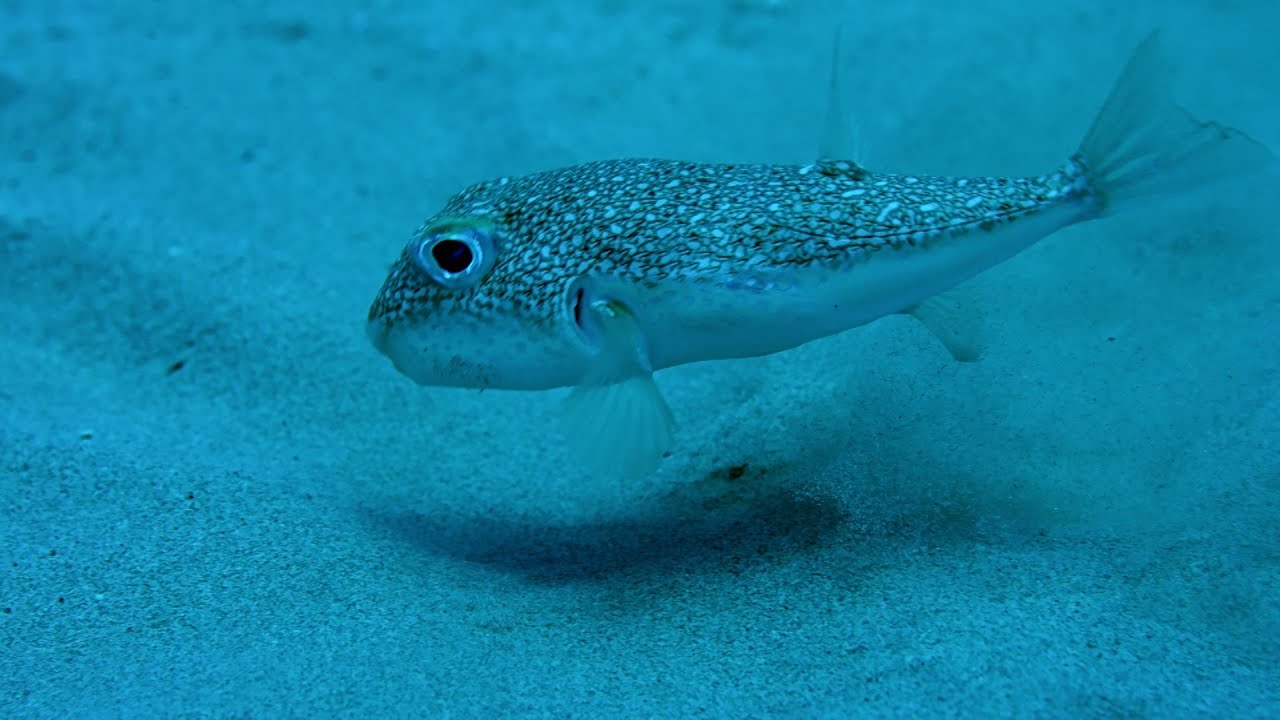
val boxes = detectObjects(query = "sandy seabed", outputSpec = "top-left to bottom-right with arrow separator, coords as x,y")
2,1 -> 1278,717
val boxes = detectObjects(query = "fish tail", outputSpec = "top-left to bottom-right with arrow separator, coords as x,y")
1075,31 -> 1274,209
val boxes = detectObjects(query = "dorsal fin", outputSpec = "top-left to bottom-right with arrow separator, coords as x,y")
816,157 -> 868,180
818,26 -> 866,172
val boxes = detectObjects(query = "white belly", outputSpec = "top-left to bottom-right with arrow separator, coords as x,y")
631,196 -> 1097,371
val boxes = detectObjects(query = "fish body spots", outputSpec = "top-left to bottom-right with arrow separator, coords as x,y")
368,158 -> 1090,327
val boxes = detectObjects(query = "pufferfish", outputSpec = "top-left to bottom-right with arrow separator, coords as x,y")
366,33 -> 1271,477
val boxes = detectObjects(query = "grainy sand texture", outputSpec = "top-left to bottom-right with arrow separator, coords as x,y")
3,1 -> 1278,716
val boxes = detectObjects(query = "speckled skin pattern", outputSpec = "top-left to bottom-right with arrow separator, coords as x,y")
367,156 -> 1094,334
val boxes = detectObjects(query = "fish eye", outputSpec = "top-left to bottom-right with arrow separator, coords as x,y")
411,224 -> 498,289
431,239 -> 473,273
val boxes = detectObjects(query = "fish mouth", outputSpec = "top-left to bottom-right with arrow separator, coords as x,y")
365,313 -> 590,391
365,318 -> 392,356
366,317 -> 495,388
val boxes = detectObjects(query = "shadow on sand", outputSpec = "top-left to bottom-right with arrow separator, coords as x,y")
368,465 -> 852,583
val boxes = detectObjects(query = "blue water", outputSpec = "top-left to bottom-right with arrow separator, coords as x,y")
2,1 -> 1277,717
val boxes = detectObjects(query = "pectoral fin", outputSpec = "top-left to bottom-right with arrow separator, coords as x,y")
563,298 -> 675,478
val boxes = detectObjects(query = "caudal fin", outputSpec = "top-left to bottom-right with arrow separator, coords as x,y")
1078,31 -> 1274,207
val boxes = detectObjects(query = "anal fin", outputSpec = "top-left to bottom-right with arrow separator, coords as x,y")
907,291 -> 985,363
